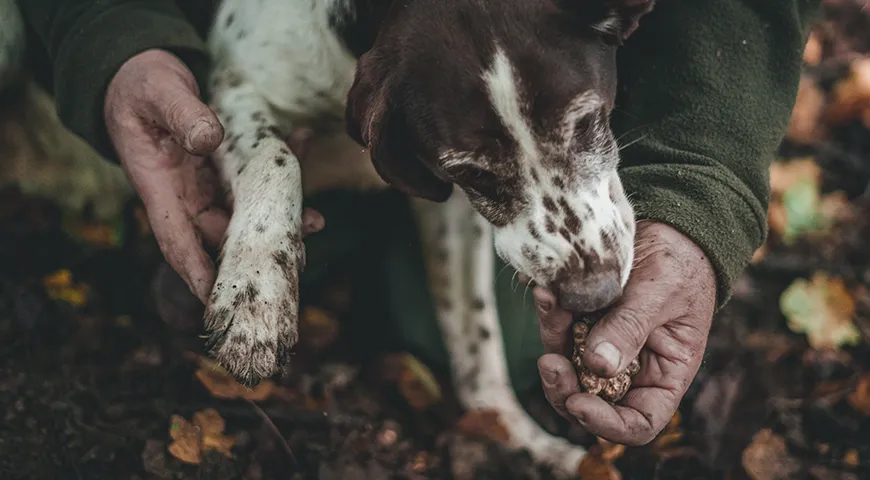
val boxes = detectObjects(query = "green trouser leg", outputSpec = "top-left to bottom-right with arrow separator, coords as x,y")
301,189 -> 545,395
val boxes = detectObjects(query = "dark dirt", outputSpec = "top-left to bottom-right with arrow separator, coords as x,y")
3,1 -> 870,479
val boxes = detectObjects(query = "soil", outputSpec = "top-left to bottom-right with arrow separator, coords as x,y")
2,1 -> 870,479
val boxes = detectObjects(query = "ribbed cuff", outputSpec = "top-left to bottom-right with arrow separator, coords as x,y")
619,153 -> 769,309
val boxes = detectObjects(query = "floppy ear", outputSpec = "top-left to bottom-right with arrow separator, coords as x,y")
565,0 -> 655,46
345,59 -> 453,202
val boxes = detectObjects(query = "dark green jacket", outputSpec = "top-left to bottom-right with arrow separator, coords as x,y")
17,0 -> 821,306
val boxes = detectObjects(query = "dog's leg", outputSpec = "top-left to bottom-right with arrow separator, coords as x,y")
205,66 -> 304,385
412,191 -> 588,477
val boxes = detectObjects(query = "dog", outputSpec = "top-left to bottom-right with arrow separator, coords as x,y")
206,0 -> 654,475
0,0 -> 132,221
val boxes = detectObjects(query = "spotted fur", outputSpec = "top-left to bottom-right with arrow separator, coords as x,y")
206,0 -> 654,475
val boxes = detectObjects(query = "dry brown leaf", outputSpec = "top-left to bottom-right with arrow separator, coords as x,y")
167,409 -> 237,465
576,452 -> 621,480
787,76 -> 827,144
168,415 -> 203,464
742,429 -> 801,480
769,158 -> 822,197
395,354 -> 442,410
410,452 -> 428,473
651,411 -> 684,452
41,269 -> 89,308
804,30 -> 823,66
843,449 -> 860,468
194,409 -> 236,458
751,245 -> 768,264
194,357 -> 276,401
780,272 -> 861,350
455,409 -> 511,444
847,374 -> 870,416
67,221 -> 122,248
299,306 -> 340,350
824,57 -> 870,128
597,439 -> 626,463
819,191 -> 858,223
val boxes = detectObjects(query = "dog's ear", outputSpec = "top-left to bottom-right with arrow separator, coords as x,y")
346,58 -> 453,202
563,0 -> 655,46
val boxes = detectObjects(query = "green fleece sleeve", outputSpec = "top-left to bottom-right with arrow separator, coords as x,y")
612,0 -> 821,307
17,0 -> 214,161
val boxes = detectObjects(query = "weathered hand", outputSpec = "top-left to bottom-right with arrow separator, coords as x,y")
535,221 -> 717,445
105,50 -> 323,303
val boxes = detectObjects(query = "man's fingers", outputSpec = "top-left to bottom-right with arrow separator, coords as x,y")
537,353 -> 580,420
302,207 -> 325,237
152,86 -> 224,156
583,269 -> 674,377
196,206 -> 231,249
564,386 -> 678,446
534,287 -> 574,355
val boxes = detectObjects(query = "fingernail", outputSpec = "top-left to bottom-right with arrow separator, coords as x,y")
539,368 -> 558,385
591,342 -> 621,372
535,300 -> 552,314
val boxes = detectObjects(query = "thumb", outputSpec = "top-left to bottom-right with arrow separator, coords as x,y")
149,81 -> 224,157
583,291 -> 667,378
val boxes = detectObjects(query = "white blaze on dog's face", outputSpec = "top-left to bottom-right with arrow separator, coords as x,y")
344,0 -> 654,312
441,46 -> 635,313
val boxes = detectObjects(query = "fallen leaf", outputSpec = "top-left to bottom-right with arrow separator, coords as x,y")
299,306 -> 340,350
41,269 -> 89,308
167,408 -> 237,465
769,158 -> 822,198
194,409 -> 236,458
742,429 -> 801,480
847,374 -> 870,416
751,245 -> 768,264
576,452 -> 621,480
824,57 -> 870,128
395,353 -> 442,410
652,411 -> 684,452
780,272 -> 861,350
64,218 -> 124,248
195,357 -> 276,402
410,452 -> 428,473
597,439 -> 626,463
168,415 -> 202,464
843,449 -> 860,468
804,30 -> 823,65
786,75 -> 827,144
455,409 -> 511,444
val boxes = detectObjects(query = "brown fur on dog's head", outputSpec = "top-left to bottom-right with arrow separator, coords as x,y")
346,0 -> 655,312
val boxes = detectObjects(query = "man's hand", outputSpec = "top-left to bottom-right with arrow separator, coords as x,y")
105,50 -> 322,303
535,221 -> 716,445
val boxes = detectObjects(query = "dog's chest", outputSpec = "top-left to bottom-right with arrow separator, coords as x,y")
210,0 -> 386,194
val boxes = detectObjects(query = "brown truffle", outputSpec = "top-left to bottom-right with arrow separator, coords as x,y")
571,315 -> 641,404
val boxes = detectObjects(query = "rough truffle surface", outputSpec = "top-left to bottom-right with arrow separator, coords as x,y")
571,315 -> 641,403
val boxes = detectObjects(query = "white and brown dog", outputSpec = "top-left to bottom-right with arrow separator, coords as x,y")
205,0 -> 653,475
1,0 -> 656,475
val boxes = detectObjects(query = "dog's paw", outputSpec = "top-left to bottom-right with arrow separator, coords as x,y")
203,232 -> 305,386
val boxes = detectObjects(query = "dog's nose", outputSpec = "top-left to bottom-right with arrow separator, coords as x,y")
557,270 -> 622,313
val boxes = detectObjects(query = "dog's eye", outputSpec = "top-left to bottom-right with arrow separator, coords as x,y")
444,163 -> 500,199
572,113 -> 597,139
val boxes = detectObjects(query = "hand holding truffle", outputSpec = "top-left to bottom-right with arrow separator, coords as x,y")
534,221 -> 717,446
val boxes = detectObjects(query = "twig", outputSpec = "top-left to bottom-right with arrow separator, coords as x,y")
244,399 -> 298,467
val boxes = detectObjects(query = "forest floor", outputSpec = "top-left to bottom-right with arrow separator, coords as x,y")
2,1 -> 870,479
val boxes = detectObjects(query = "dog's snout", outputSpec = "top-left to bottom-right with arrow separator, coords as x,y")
556,270 -> 622,313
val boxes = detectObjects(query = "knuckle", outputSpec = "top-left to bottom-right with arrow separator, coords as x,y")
608,307 -> 650,351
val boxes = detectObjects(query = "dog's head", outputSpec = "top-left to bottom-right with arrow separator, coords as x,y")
346,0 -> 654,313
